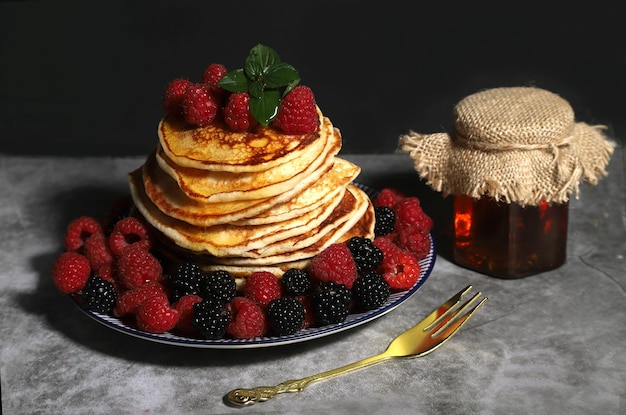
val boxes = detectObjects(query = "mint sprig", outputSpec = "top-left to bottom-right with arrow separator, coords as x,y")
217,44 -> 300,126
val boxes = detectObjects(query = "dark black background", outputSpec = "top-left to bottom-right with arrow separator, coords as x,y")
1,0 -> 623,156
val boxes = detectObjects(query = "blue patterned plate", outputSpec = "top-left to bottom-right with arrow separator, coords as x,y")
72,184 -> 436,348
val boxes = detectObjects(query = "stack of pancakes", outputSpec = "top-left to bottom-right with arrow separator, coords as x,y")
129,108 -> 375,276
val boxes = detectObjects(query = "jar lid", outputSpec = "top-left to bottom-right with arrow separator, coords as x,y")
399,87 -> 615,206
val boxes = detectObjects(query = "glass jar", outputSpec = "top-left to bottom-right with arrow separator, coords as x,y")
451,195 -> 568,279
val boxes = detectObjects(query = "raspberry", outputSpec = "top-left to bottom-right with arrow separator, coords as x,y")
183,83 -> 219,127
311,281 -> 352,325
308,243 -> 358,289
163,78 -> 193,117
202,63 -> 228,93
223,92 -> 258,132
94,262 -> 115,282
244,271 -> 282,307
280,268 -> 311,296
84,233 -> 113,270
201,270 -> 237,305
395,226 -> 431,260
374,188 -> 406,208
374,237 -> 421,290
192,299 -> 231,340
64,216 -> 103,252
346,236 -> 383,274
352,271 -> 390,311
266,297 -> 305,336
136,296 -> 179,334
113,281 -> 168,318
116,246 -> 162,290
272,85 -> 319,134
108,216 -> 152,257
81,276 -> 118,314
52,251 -> 91,294
394,197 -> 433,233
173,294 -> 203,335
226,297 -> 267,339
166,262 -> 208,302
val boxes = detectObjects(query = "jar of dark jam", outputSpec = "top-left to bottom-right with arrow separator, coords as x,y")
399,87 -> 614,279
452,195 -> 568,278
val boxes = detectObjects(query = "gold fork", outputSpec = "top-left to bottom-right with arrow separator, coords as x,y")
226,285 -> 487,406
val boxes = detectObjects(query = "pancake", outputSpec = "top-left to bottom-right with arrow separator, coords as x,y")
158,108 -> 326,172
143,151 -> 358,227
130,169 -> 360,258
232,157 -> 360,225
150,192 -> 375,277
155,118 -> 341,202
210,189 -> 375,265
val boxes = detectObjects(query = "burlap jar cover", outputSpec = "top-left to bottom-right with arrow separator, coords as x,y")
399,87 -> 615,206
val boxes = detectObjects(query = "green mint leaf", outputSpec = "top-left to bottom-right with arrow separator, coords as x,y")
217,69 -> 249,92
250,89 -> 280,126
248,44 -> 280,76
248,80 -> 265,100
265,63 -> 300,89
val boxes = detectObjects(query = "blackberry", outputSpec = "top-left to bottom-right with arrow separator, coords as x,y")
311,281 -> 352,325
191,299 -> 231,340
167,262 -> 208,301
81,276 -> 118,313
267,297 -> 305,336
281,268 -> 311,296
374,206 -> 396,236
346,236 -> 383,273
201,270 -> 236,305
352,271 -> 390,310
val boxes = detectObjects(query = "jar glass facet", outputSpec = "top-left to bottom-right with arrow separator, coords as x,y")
451,195 -> 568,278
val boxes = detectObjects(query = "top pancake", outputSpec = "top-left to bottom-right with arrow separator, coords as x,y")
155,115 -> 340,202
158,108 -> 327,173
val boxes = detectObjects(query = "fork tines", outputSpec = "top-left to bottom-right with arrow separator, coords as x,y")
426,285 -> 487,339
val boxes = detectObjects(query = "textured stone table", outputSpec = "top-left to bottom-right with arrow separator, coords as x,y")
1,147 -> 624,414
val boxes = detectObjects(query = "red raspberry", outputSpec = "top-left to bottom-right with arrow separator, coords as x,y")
394,197 -> 433,233
244,271 -> 282,307
95,262 -> 115,282
272,85 -> 319,134
163,78 -> 193,117
202,63 -> 228,93
308,243 -> 358,289
374,188 -> 406,208
136,296 -> 179,334
108,216 -> 152,257
84,233 -> 113,270
94,262 -> 122,294
183,83 -> 219,127
173,294 -> 203,335
226,297 -> 267,339
52,251 -> 91,294
374,237 -> 421,290
64,216 -> 103,252
113,281 -> 168,318
116,246 -> 162,290
395,226 -> 431,261
223,92 -> 258,132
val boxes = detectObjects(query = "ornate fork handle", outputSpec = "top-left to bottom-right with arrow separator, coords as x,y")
227,354 -> 386,406
227,379 -> 311,406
